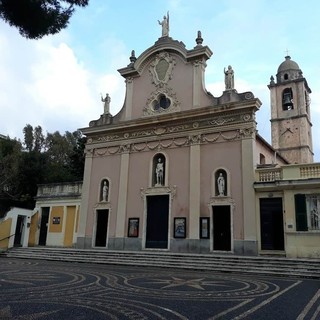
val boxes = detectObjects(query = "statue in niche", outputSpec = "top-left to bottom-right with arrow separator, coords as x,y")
101,93 -> 111,114
158,11 -> 169,37
101,180 -> 109,202
155,158 -> 164,186
217,173 -> 225,196
224,65 -> 234,90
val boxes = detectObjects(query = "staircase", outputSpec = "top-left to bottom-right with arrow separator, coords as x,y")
2,247 -> 320,279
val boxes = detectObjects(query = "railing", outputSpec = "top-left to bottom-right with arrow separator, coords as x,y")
0,234 -> 15,242
37,181 -> 83,198
256,163 -> 320,182
300,165 -> 320,178
257,168 -> 282,182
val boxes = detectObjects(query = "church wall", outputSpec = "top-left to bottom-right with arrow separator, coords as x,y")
130,53 -> 194,118
85,154 -> 121,239
201,141 -> 243,237
255,138 -> 287,165
126,151 -> 148,211
168,147 -> 190,218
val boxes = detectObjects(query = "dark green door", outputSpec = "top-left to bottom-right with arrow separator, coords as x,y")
146,195 -> 169,249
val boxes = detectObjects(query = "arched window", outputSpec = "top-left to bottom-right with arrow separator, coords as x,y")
282,88 -> 294,110
260,153 -> 266,165
215,169 -> 227,196
284,73 -> 289,80
153,153 -> 166,186
100,179 -> 110,202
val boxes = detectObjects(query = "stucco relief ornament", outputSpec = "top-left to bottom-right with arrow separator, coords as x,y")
143,86 -> 180,116
149,52 -> 176,86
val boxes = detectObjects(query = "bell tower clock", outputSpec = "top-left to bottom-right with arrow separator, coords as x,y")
268,55 -> 313,163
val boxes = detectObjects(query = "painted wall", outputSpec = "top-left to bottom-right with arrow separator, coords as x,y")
0,218 -> 12,250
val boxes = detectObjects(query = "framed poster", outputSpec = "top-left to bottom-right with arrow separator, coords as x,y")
200,217 -> 210,239
128,218 -> 139,237
174,217 -> 186,238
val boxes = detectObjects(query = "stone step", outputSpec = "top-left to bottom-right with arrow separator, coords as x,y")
3,247 -> 320,279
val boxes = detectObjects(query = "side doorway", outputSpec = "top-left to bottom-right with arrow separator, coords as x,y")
212,205 -> 231,251
39,207 -> 50,246
14,215 -> 24,247
260,198 -> 284,251
95,209 -> 109,247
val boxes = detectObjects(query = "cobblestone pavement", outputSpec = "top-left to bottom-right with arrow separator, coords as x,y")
0,258 -> 319,319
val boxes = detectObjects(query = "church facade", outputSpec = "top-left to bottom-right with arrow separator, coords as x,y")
76,26 -> 292,256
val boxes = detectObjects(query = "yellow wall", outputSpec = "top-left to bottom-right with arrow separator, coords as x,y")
49,206 -> 64,233
0,218 -> 12,250
28,212 -> 38,246
64,206 -> 76,247
286,233 -> 320,258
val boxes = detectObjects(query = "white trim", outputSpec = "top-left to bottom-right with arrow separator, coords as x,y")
208,198 -> 234,252
141,187 -> 174,251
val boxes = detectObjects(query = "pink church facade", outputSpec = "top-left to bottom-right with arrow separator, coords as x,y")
77,32 -> 263,256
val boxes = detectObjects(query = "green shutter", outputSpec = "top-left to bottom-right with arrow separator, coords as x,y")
294,194 -> 308,231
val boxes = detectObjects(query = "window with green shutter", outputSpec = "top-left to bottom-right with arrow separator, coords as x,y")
295,194 -> 308,231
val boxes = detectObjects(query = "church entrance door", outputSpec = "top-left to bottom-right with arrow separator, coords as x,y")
95,209 -> 109,247
260,198 -> 284,251
146,195 -> 169,249
212,205 -> 231,251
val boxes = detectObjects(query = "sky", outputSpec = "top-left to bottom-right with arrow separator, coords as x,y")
1,0 -> 320,160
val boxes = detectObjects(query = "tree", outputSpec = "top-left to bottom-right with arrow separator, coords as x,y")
0,125 -> 85,216
0,136 -> 23,216
0,0 -> 89,39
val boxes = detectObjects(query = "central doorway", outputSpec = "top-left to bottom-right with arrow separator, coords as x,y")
260,198 -> 284,251
95,209 -> 109,247
212,205 -> 231,251
145,195 -> 169,249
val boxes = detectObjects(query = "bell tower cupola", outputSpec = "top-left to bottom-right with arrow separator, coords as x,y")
268,55 -> 313,163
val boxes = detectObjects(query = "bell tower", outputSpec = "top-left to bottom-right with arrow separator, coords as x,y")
268,56 -> 313,163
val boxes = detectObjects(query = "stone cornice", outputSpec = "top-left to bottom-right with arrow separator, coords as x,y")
86,125 -> 256,157
84,105 -> 256,146
82,99 -> 260,136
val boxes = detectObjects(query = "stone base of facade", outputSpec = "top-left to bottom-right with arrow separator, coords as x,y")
77,237 -> 258,256
76,236 -> 93,249
234,240 -> 258,256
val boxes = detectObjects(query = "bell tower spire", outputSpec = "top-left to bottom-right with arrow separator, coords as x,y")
268,55 -> 313,163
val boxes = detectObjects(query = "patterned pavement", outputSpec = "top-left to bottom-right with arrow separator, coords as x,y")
0,258 -> 319,319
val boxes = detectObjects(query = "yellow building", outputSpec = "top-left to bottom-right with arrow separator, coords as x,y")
33,182 -> 82,247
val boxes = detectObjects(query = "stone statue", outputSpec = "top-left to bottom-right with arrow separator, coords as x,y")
102,180 -> 108,201
217,173 -> 225,196
158,12 -> 169,37
155,158 -> 164,186
101,93 -> 111,114
224,65 -> 234,90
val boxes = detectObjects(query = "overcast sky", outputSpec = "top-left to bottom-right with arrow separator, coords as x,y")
1,0 -> 319,160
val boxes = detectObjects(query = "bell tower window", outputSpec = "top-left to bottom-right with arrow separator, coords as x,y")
282,88 -> 294,110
